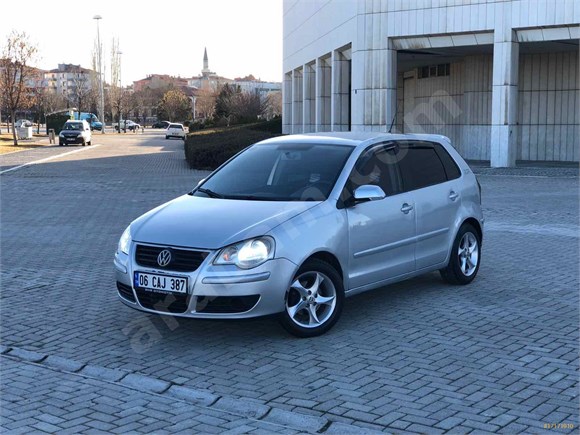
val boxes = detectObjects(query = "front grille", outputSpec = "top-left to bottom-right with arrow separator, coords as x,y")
135,244 -> 207,272
195,295 -> 259,314
135,288 -> 191,313
117,282 -> 136,302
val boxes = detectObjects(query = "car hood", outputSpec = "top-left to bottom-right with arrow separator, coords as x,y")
130,194 -> 320,250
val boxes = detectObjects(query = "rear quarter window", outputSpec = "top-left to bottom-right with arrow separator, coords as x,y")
433,143 -> 461,180
397,145 -> 448,192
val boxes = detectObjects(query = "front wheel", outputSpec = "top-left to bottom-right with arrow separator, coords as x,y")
279,259 -> 344,338
440,223 -> 481,285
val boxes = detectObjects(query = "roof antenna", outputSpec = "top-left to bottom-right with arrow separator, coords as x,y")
388,102 -> 398,133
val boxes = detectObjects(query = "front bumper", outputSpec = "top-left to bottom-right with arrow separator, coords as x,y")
114,245 -> 297,319
59,135 -> 84,144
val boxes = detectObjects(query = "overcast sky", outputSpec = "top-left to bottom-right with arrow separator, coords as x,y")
2,0 -> 282,85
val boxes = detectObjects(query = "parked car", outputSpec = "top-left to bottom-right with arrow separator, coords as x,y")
165,123 -> 186,140
15,119 -> 33,128
114,120 -> 141,132
152,120 -> 170,129
59,120 -> 92,146
114,132 -> 483,337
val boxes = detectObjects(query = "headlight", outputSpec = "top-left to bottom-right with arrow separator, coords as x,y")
214,237 -> 275,269
118,226 -> 132,255
59,132 -> 64,137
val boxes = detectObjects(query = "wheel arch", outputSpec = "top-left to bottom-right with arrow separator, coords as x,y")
462,217 -> 483,245
302,251 -> 344,283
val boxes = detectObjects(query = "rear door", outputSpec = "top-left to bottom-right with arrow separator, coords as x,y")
396,141 -> 462,270
345,144 -> 416,289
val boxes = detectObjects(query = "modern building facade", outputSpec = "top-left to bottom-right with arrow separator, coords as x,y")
283,0 -> 579,166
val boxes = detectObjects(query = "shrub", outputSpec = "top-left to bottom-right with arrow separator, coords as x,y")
184,120 -> 282,170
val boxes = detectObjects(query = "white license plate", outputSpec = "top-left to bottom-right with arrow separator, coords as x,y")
134,271 -> 188,293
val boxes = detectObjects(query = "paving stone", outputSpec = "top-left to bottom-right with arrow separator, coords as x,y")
212,397 -> 270,419
8,347 -> 46,363
44,355 -> 85,373
121,373 -> 171,394
325,421 -> 383,434
166,385 -> 218,406
262,408 -> 328,432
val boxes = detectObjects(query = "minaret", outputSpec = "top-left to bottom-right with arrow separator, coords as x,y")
202,47 -> 211,76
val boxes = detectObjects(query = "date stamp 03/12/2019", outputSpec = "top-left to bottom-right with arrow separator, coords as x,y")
543,423 -> 575,430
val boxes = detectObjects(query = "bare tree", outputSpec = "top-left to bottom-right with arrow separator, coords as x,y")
195,87 -> 217,121
109,39 -> 124,131
0,30 -> 38,145
264,91 -> 282,120
67,66 -> 92,119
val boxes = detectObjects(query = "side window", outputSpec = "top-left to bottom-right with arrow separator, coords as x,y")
433,143 -> 461,180
397,145 -> 448,192
346,146 -> 402,197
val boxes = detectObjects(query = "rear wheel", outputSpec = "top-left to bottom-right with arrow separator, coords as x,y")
165,135 -> 169,140
440,223 -> 481,285
279,259 -> 344,338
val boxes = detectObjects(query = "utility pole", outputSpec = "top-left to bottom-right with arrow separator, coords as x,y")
93,15 -> 106,133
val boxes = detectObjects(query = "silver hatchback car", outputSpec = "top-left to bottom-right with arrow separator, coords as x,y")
115,133 -> 483,337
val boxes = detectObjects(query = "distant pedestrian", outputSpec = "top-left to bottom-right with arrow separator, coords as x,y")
141,125 -> 144,134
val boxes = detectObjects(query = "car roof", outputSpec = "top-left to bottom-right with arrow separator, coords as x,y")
255,132 -> 451,148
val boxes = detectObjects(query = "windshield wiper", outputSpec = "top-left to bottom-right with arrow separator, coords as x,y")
196,188 -> 224,198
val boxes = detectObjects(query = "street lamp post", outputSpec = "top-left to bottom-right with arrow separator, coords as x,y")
118,51 -> 123,133
93,15 -> 105,134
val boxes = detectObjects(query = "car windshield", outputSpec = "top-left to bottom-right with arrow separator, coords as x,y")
194,143 -> 353,201
63,122 -> 83,130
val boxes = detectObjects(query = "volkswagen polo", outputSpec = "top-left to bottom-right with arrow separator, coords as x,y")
114,133 -> 483,337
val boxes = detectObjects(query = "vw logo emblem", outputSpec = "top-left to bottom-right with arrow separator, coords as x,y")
157,249 -> 172,267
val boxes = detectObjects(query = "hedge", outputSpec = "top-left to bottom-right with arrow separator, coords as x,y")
184,119 -> 282,170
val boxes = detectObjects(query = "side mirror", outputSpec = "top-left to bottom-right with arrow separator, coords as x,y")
353,185 -> 386,204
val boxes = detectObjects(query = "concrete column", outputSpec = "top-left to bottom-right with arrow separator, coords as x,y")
385,42 -> 397,133
303,64 -> 315,133
331,50 -> 352,132
282,72 -> 292,134
292,69 -> 303,134
490,30 -> 519,167
315,57 -> 331,131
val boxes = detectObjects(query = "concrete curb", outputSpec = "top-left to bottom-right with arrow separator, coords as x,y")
1,344 -> 380,434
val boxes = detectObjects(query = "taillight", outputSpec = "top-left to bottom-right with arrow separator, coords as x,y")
476,177 -> 482,204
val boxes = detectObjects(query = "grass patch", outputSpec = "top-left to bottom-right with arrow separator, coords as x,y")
184,119 -> 282,170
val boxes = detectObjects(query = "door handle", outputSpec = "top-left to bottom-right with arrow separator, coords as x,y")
449,191 -> 459,201
401,203 -> 414,214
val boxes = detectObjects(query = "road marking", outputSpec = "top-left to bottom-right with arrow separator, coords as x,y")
0,145 -> 101,175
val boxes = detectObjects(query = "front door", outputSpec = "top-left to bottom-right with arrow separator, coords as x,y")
344,144 -> 416,290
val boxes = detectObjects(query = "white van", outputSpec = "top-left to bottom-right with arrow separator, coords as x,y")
59,120 -> 92,146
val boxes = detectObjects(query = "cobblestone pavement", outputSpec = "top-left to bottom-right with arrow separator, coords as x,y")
1,132 -> 578,433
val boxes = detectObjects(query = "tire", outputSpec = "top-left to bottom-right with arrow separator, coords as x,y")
81,139 -> 86,146
165,136 -> 169,140
59,141 -> 63,146
440,223 -> 481,285
87,140 -> 91,146
279,259 -> 344,338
